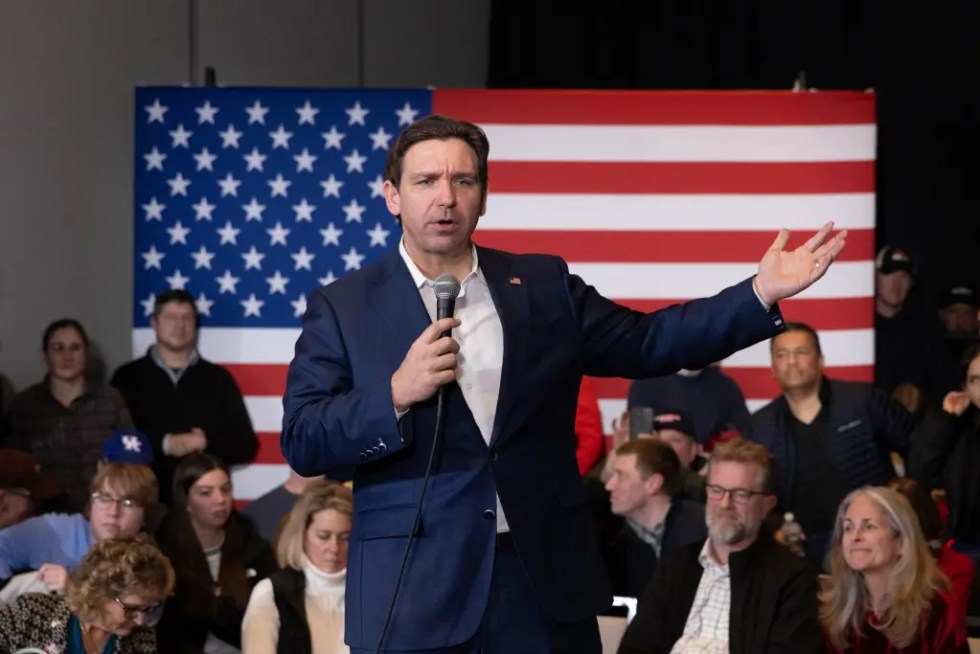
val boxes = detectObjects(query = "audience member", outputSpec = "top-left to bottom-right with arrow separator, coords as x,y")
602,438 -> 705,597
242,479 -> 352,654
0,448 -> 63,529
819,486 -> 968,653
0,318 -> 134,511
100,429 -> 154,467
652,411 -> 708,502
155,452 -> 276,653
0,462 -> 158,594
0,534 -> 174,654
111,290 -> 258,504
627,366 -> 751,445
618,438 -> 823,653
748,322 -> 913,569
887,476 -> 974,622
243,467 -> 325,547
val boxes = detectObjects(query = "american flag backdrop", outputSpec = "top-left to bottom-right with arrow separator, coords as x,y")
133,87 -> 876,500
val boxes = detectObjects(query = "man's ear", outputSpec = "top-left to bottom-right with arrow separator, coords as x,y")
645,472 -> 664,496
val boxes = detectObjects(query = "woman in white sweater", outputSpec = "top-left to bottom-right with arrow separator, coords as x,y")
242,479 -> 352,654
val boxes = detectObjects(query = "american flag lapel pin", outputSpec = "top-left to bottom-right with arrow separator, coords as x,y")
509,276 -> 522,285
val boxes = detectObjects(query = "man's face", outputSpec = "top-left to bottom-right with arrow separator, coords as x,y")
705,461 -> 775,548
876,271 -> 913,309
604,453 -> 659,518
939,303 -> 979,335
657,428 -> 698,467
383,138 -> 486,264
89,483 -> 146,542
0,488 -> 33,529
151,301 -> 196,352
771,329 -> 823,392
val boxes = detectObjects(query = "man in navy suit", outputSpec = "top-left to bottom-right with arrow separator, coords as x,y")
280,115 -> 847,653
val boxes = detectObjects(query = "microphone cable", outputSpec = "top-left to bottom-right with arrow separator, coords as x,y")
374,274 -> 460,653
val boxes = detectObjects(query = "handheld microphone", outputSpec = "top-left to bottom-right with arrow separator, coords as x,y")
433,274 -> 461,337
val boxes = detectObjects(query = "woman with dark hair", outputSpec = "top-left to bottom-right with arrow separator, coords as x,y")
154,453 -> 276,653
0,318 -> 133,511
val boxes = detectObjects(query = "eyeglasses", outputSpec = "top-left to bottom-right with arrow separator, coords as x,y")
705,484 -> 770,505
91,493 -> 142,510
114,597 -> 161,621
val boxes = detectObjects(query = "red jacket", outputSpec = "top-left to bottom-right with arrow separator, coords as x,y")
574,377 -> 604,475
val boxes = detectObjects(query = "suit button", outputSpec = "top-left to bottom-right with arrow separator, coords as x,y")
359,452 -> 367,461
490,451 -> 498,462
483,509 -> 495,520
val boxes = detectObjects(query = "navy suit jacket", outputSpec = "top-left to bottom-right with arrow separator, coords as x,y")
280,245 -> 784,650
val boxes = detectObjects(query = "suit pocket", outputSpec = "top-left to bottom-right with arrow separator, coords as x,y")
355,504 -> 423,540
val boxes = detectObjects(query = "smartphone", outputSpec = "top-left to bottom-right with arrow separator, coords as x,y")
629,406 -> 655,439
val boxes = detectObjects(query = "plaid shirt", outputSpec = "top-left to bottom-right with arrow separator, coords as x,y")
0,379 -> 133,510
670,539 -> 731,654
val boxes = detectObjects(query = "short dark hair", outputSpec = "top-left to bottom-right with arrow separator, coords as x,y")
887,477 -> 943,543
153,289 -> 198,325
960,343 -> 980,385
615,438 -> 683,496
384,114 -> 490,190
42,318 -> 89,352
771,321 -> 822,356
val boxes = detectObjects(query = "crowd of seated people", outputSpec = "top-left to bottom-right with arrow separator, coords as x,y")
0,245 -> 975,654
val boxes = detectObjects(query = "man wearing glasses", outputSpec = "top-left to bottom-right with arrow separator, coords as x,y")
0,462 -> 157,600
618,438 -> 823,654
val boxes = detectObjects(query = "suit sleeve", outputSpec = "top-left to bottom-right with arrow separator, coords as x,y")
563,263 -> 783,380
280,289 -> 409,475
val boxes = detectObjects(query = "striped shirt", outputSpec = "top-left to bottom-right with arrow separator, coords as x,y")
670,539 -> 731,654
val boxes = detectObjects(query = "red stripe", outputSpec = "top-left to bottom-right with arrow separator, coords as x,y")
227,364 -> 288,395
475,229 -> 872,263
433,90 -> 876,126
488,161 -> 874,194
592,365 -> 874,400
616,297 -> 875,331
256,431 -> 285,465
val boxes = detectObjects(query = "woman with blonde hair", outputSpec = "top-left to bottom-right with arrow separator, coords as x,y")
0,533 -> 175,653
242,479 -> 352,654
820,486 -> 967,653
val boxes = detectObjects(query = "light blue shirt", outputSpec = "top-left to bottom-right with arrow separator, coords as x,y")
0,512 -> 93,578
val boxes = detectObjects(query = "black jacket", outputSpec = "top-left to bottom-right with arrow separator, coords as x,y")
111,351 -> 258,504
270,567 -> 313,654
747,378 -> 912,511
603,499 -> 706,597
155,511 -> 277,653
910,404 -> 980,542
618,531 -> 823,654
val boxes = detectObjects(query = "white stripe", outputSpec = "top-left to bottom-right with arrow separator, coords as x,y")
598,399 -> 786,437
747,399 -> 769,414
231,464 -> 289,501
483,194 -> 874,231
132,327 -> 301,364
245,396 -> 284,433
481,124 -> 876,162
568,261 -> 874,299
723,328 -> 873,367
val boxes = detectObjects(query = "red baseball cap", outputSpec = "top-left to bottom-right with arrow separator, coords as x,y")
0,449 -> 64,501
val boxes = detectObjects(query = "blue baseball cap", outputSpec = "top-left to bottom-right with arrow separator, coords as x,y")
102,430 -> 153,465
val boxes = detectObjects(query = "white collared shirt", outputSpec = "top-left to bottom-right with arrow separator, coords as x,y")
398,239 -> 509,532
670,539 -> 731,654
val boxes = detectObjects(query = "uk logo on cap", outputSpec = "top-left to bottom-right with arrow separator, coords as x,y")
102,430 -> 153,466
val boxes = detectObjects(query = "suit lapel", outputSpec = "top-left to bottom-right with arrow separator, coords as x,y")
478,247 -> 529,446
368,249 -> 432,366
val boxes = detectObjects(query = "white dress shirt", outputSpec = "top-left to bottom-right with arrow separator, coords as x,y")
670,539 -> 731,654
398,240 -> 510,532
